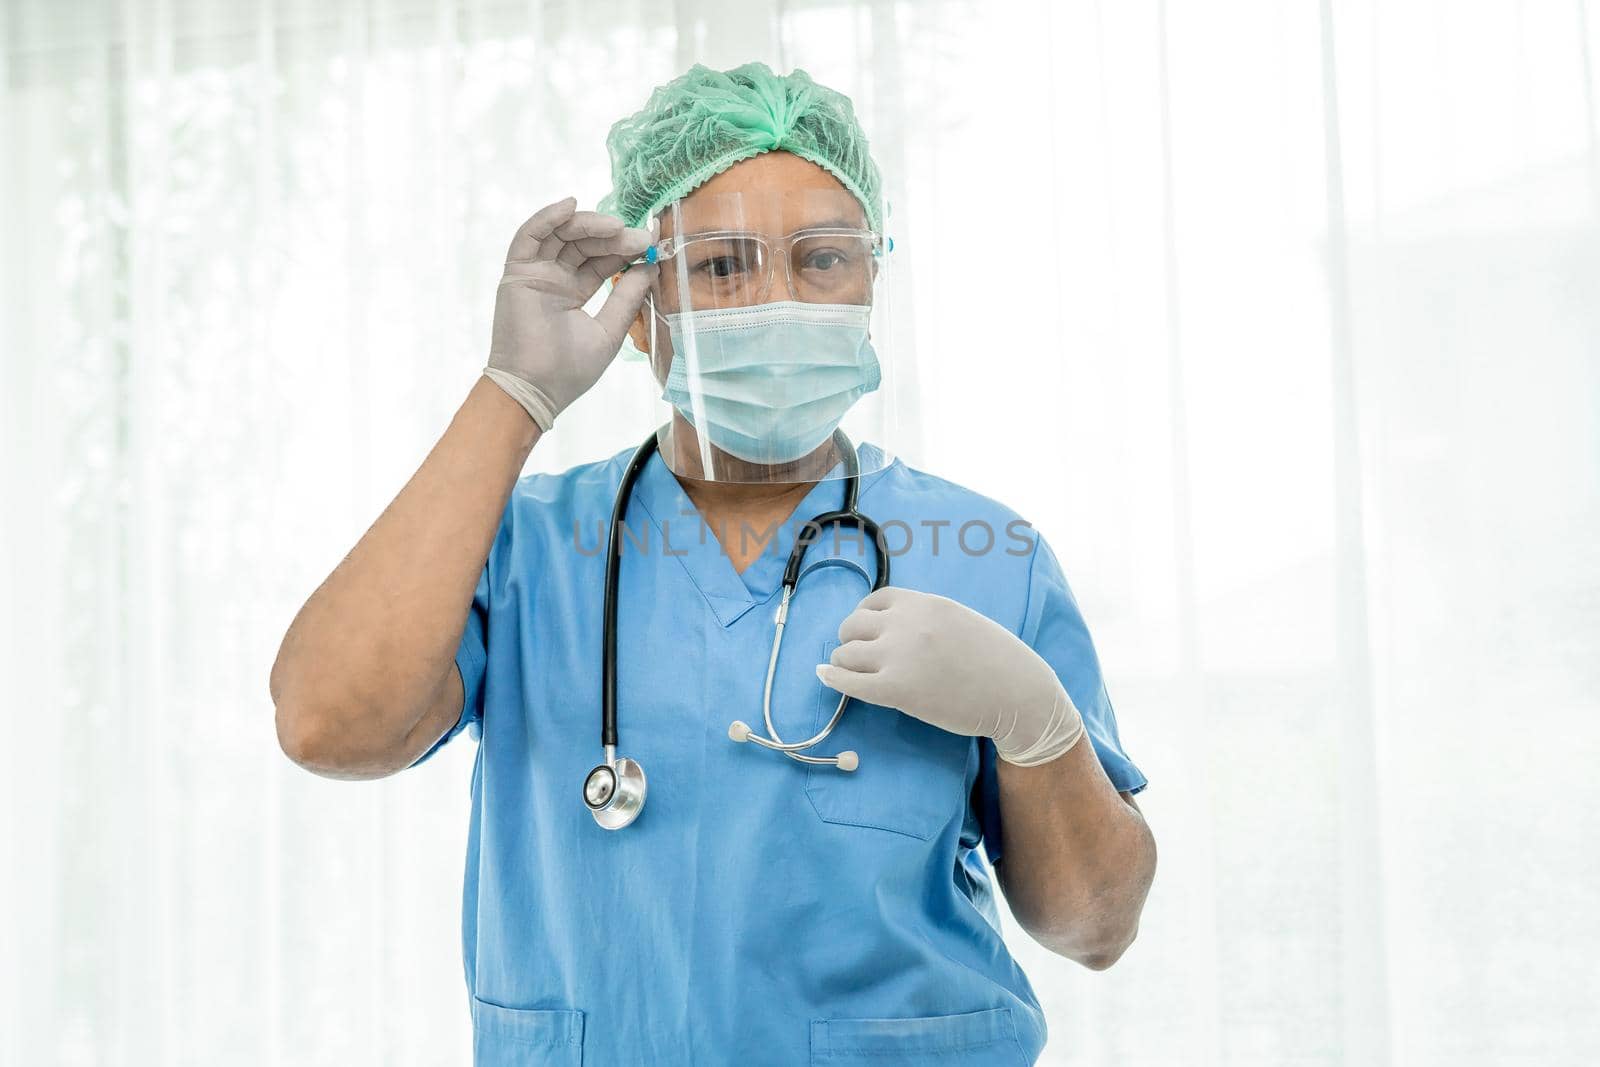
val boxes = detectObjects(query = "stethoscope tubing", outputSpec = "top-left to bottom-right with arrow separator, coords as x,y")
590,428 -> 888,828
600,433 -> 661,751
750,555 -> 875,764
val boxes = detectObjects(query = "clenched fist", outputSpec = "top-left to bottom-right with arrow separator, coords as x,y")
816,586 -> 1087,768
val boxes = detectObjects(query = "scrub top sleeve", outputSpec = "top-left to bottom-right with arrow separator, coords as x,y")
978,533 -> 1147,868
407,559 -> 490,769
975,737 -> 1006,868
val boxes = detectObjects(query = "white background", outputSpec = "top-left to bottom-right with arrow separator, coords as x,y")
3,0 -> 1598,1064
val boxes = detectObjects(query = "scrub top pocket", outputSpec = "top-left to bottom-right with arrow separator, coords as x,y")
470,998 -> 584,1067
810,1007 -> 1029,1065
804,639 -> 973,841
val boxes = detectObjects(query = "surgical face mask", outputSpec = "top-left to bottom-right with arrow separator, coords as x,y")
660,300 -> 881,465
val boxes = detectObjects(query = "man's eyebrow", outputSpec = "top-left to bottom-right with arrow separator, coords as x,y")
786,217 -> 868,233
673,217 -> 871,240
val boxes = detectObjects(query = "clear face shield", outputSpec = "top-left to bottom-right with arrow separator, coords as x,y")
629,188 -> 899,484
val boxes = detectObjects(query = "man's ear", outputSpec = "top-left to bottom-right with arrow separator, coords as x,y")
619,275 -> 653,357
626,311 -> 650,357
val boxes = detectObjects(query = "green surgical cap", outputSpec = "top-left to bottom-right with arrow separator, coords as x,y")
598,61 -> 884,234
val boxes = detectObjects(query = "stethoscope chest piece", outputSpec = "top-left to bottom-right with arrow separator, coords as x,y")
583,756 -> 647,830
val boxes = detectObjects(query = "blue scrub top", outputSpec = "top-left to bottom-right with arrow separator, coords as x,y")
412,442 -> 1147,1067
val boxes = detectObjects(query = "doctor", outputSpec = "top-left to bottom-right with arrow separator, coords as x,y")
271,62 -> 1156,1066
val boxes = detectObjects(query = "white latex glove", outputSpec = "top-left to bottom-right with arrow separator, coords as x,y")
484,196 -> 658,430
816,586 -> 1087,768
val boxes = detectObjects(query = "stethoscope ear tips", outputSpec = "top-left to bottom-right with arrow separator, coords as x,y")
729,720 -> 857,769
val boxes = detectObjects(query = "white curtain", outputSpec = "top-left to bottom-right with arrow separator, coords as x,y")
4,1 -> 1598,1063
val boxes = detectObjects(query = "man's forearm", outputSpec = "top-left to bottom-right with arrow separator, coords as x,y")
994,735 -> 1156,968
270,376 -> 540,773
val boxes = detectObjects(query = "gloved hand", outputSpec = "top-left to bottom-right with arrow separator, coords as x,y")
484,196 -> 658,431
816,587 -> 1087,768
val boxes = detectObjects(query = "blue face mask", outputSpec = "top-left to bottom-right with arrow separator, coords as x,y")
660,300 -> 881,465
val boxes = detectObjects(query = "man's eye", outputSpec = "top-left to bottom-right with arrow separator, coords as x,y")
797,239 -> 868,273
695,255 -> 751,280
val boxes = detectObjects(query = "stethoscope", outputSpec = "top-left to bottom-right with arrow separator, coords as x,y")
582,429 -> 889,830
